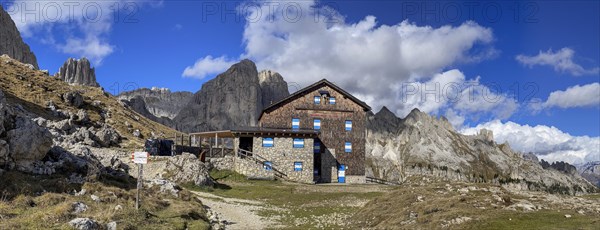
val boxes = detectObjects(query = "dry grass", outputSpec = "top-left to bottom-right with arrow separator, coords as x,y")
351,176 -> 600,229
0,55 -> 183,149
0,172 -> 210,229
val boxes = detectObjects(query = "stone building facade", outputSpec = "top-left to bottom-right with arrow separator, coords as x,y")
192,79 -> 371,184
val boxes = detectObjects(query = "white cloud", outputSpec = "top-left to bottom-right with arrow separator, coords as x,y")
182,56 -> 237,79
190,0 -> 498,120
59,37 -> 114,63
544,83 -> 600,109
5,0 -> 154,64
530,82 -> 600,113
396,69 -> 518,128
462,120 -> 600,164
516,48 -> 600,76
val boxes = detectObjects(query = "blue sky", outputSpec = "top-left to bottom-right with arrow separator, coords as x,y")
3,0 -> 599,163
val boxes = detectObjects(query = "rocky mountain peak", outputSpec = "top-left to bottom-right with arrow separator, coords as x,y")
55,57 -> 99,87
227,59 -> 257,77
172,60 -> 290,132
0,5 -> 39,69
403,108 -> 432,126
258,70 -> 289,108
118,88 -> 193,121
578,161 -> 600,187
375,106 -> 397,120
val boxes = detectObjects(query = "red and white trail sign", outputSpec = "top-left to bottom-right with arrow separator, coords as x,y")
131,152 -> 149,164
131,151 -> 149,209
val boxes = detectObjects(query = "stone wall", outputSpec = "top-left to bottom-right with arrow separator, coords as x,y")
209,156 -> 235,171
231,136 -> 314,183
234,155 -> 274,180
346,175 -> 366,184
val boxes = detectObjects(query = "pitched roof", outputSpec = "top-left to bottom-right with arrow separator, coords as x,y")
261,79 -> 371,116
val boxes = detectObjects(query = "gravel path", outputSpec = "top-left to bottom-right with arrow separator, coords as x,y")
191,191 -> 280,230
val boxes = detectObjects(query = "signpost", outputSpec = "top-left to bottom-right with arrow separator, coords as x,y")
131,151 -> 149,210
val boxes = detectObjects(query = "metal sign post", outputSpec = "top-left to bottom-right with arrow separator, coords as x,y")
132,151 -> 149,210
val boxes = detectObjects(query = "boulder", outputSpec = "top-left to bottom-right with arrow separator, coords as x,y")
63,91 -> 84,108
71,202 -> 88,214
149,179 -> 181,197
106,221 -> 117,230
68,218 -> 99,230
6,117 -> 52,164
165,153 -> 214,187
93,125 -> 121,147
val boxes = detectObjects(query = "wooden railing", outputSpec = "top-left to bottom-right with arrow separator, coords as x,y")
366,176 -> 401,185
202,147 -> 235,158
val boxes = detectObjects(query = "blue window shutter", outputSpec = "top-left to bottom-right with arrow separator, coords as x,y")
345,120 -> 352,131
314,96 -> 321,104
292,118 -> 300,129
329,97 -> 336,104
313,119 -> 321,130
264,161 -> 272,171
293,138 -> 304,148
345,142 -> 352,153
294,162 -> 303,171
262,137 -> 274,147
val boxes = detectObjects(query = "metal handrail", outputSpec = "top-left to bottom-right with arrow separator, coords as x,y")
237,149 -> 287,178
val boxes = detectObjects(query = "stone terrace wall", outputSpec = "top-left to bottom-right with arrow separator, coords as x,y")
249,137 -> 314,183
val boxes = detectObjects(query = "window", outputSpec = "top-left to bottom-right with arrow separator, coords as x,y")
292,118 -> 300,130
345,142 -> 352,153
329,97 -> 336,104
293,138 -> 304,148
314,140 -> 321,153
294,162 -> 303,171
313,119 -> 321,130
345,120 -> 352,131
263,161 -> 272,171
262,137 -> 274,147
314,96 -> 321,104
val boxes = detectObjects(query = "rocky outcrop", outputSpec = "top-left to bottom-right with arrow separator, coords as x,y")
578,161 -> 600,187
69,218 -> 100,230
55,58 -> 99,87
366,107 -> 597,194
0,5 -> 38,69
173,59 -> 289,132
118,87 -> 193,120
0,89 -> 52,170
164,153 -> 214,187
119,61 -> 290,133
258,70 -> 289,108
119,95 -> 173,127
540,160 -> 578,176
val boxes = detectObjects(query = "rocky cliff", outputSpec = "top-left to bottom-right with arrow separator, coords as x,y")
258,70 -> 289,108
578,161 -> 600,187
172,60 -> 289,133
0,89 -> 52,173
55,58 -> 99,87
366,107 -> 597,194
0,5 -> 38,69
118,87 -> 193,120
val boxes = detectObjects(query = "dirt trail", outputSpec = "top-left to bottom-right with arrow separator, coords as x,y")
191,191 -> 281,230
